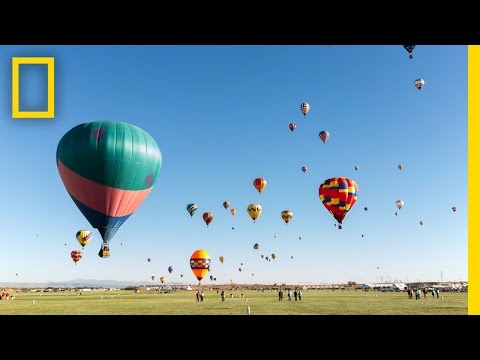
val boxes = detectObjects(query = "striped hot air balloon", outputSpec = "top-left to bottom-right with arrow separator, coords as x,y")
190,250 -> 211,282
57,121 -> 162,255
319,130 -> 330,144
300,102 -> 310,117
187,203 -> 198,217
289,123 -> 296,132
203,212 -> 214,226
319,177 -> 358,224
76,230 -> 92,249
253,178 -> 267,194
247,203 -> 262,223
71,250 -> 83,265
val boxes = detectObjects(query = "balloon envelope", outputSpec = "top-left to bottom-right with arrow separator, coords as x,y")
187,203 -> 198,217
203,212 -> 214,226
71,250 -> 83,265
247,204 -> 262,222
76,230 -> 92,248
168,266 -> 173,274
289,123 -> 296,132
319,177 -> 358,224
57,121 -> 162,244
300,102 -> 310,116
190,250 -> 211,281
253,178 -> 267,194
223,201 -> 230,209
281,210 -> 293,224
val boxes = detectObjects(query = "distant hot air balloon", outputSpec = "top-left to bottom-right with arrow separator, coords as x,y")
240,262 -> 243,266
253,178 -> 267,194
261,254 -> 264,259
210,275 -> 214,281
291,256 -> 293,259
271,253 -> 276,260
398,164 -> 403,171
319,131 -> 330,144
203,212 -> 214,226
300,102 -> 310,117
190,249 -> 211,282
214,277 -> 216,281
319,177 -> 358,224
452,207 -> 457,213
160,277 -> 166,284
289,123 -> 296,132
396,200 -> 404,210
239,268 -> 242,272
395,212 -> 398,216
147,258 -> 151,262
168,266 -> 173,274
419,220 -> 424,226
181,274 -> 183,278
219,256 -> 225,264
298,236 -> 302,240
354,165 -> 359,171
302,166 -> 308,173
281,210 -> 293,225
71,250 -> 83,265
364,207 -> 368,211
247,203 -> 262,222
77,229 -> 90,246
404,45 -> 416,59
230,208 -> 236,216
253,243 -> 259,250
64,243 -> 67,246
223,201 -> 230,209
187,203 -> 198,217
273,234 -> 277,239
57,121 -> 162,257
361,234 -> 364,238
414,78 -> 425,90
151,276 -> 155,281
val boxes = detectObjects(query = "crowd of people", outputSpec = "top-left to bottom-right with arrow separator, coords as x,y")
407,287 -> 441,300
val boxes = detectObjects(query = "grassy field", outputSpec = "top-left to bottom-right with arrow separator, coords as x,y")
0,289 -> 467,315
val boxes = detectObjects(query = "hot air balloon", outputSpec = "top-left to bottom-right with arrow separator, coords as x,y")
147,258 -> 151,262
203,212 -> 214,226
75,230 -> 92,249
240,263 -> 243,266
419,220 -> 424,226
209,275 -> 214,281
404,45 -> 416,59
281,210 -> 293,225
398,164 -> 403,170
187,203 -> 198,217
364,207 -> 368,211
414,78 -> 425,90
361,234 -> 364,238
319,130 -> 330,144
354,165 -> 359,171
300,102 -> 310,117
319,177 -> 358,224
253,178 -> 267,194
396,200 -> 404,210
168,266 -> 173,274
247,203 -> 262,222
273,234 -> 277,239
214,277 -> 216,281
219,256 -> 224,264
223,201 -> 230,209
64,243 -> 67,246
160,277 -> 166,284
190,249 -> 211,282
57,121 -> 162,258
181,274 -> 183,278
395,212 -> 398,216
266,256 -> 269,261
71,250 -> 83,265
253,243 -> 259,250
302,166 -> 308,173
230,208 -> 236,216
298,236 -> 302,240
289,123 -> 296,132
291,256 -> 293,259
151,276 -> 155,281
452,207 -> 457,212
271,253 -> 276,260
261,254 -> 264,259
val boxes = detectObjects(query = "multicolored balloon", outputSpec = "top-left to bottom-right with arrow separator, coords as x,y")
302,166 -> 308,173
319,130 -> 330,144
203,212 -> 214,226
414,78 -> 425,90
76,230 -> 92,249
190,250 -> 211,282
396,200 -> 404,210
398,164 -> 403,171
253,243 -> 259,250
223,201 -> 230,209
319,177 -> 358,224
230,208 -> 236,216
253,178 -> 267,194
57,121 -> 162,250
71,250 -> 83,265
247,203 -> 262,223
281,210 -> 293,225
289,123 -> 296,132
271,253 -> 276,260
187,203 -> 198,217
300,102 -> 310,117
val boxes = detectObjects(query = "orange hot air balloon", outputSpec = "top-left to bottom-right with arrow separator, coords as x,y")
190,249 -> 211,282
203,212 -> 214,226
223,201 -> 230,209
230,208 -> 236,216
281,210 -> 293,224
253,178 -> 267,194
319,177 -> 358,224
71,250 -> 83,265
160,276 -> 166,284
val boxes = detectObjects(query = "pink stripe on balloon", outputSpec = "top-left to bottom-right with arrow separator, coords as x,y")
57,160 -> 153,217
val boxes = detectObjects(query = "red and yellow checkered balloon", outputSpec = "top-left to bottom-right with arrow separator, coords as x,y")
319,177 -> 358,224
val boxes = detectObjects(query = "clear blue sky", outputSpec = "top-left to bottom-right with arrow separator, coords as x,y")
0,45 -> 467,285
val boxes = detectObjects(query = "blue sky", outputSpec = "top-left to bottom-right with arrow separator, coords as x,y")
0,45 -> 467,285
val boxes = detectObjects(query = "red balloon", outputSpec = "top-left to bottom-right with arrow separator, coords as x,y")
319,177 -> 358,224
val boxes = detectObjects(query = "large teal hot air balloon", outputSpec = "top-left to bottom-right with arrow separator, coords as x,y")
56,121 -> 162,254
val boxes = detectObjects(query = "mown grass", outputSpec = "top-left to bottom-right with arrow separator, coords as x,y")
0,290 -> 467,315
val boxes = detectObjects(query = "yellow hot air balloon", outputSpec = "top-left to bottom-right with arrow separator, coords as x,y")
281,210 -> 293,225
219,256 -> 225,264
160,276 -> 166,284
76,230 -> 92,249
190,249 -> 211,282
247,203 -> 262,223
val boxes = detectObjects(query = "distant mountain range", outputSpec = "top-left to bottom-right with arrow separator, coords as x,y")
0,278 -> 187,288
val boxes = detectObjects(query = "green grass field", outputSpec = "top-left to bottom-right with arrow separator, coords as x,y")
0,290 -> 467,315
